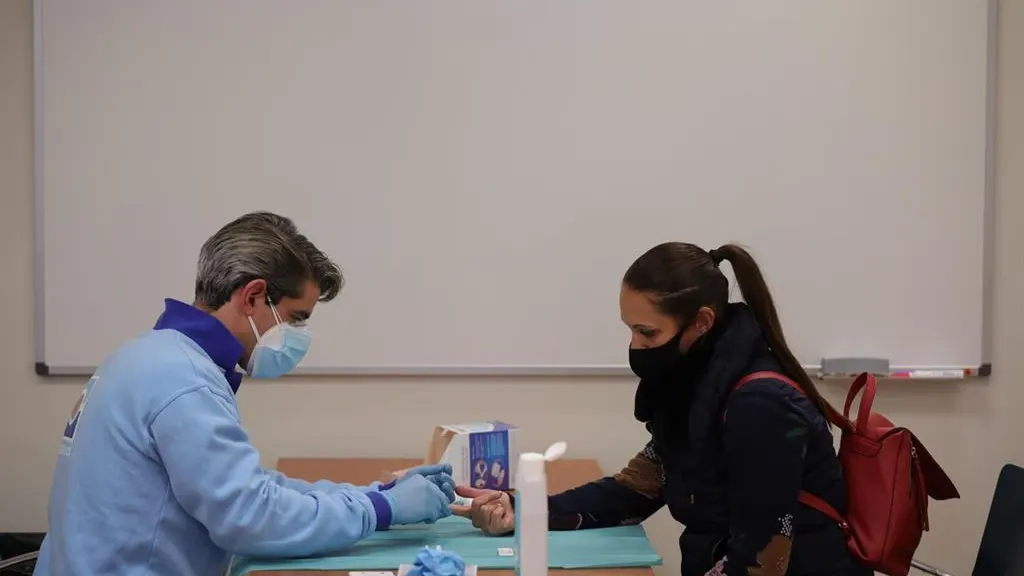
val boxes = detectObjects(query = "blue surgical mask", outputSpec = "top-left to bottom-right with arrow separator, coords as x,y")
246,299 -> 312,378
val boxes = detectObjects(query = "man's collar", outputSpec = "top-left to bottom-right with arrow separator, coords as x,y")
154,299 -> 245,393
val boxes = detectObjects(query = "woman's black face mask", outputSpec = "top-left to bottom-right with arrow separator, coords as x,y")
628,328 -> 687,380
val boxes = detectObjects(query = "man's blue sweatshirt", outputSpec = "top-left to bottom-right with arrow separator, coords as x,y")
34,299 -> 393,576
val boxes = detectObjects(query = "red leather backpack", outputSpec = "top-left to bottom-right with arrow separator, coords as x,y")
731,371 -> 960,576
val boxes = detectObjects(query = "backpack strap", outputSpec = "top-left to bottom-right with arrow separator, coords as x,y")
724,370 -> 806,421
797,491 -> 849,532
727,370 -> 849,531
734,370 -> 805,393
731,371 -> 850,430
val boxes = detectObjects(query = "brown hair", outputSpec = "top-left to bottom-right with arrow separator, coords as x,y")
622,242 -> 833,419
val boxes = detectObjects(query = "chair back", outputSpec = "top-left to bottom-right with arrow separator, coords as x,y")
972,463 -> 1024,575
0,550 -> 38,573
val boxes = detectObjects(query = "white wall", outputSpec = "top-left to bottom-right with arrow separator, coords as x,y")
1,2 -> 1022,574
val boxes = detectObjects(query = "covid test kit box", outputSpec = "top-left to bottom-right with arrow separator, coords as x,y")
425,421 -> 520,490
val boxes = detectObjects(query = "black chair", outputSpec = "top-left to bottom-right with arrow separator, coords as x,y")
0,550 -> 38,575
0,533 -> 42,575
913,463 -> 1024,576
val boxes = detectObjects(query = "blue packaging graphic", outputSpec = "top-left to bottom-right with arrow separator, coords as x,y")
430,421 -> 519,490
469,424 -> 512,490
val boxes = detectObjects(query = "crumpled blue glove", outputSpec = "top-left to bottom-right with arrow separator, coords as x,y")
396,463 -> 456,503
406,546 -> 466,576
383,473 -> 453,525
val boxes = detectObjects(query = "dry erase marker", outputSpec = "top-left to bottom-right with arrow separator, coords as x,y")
889,369 -> 966,379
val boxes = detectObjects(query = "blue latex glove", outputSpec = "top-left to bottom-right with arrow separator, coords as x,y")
406,546 -> 466,576
383,473 -> 453,526
398,464 -> 456,503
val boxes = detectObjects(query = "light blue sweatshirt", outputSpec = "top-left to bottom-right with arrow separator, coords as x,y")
35,299 -> 394,576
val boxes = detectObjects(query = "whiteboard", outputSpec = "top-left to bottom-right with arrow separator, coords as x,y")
35,0 -> 995,376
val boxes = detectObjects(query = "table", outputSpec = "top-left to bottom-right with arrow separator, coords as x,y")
252,457 -> 658,576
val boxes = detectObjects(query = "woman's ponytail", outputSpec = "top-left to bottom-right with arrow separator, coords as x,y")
713,244 -> 835,420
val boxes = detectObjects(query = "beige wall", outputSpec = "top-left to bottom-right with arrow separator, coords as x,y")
1,2 -> 1021,574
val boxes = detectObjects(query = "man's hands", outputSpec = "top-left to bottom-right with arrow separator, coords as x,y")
383,473 -> 453,526
381,463 -> 456,526
450,486 -> 515,535
383,468 -> 518,533
397,463 -> 456,503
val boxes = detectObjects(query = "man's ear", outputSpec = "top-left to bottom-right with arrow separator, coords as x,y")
239,279 -> 268,313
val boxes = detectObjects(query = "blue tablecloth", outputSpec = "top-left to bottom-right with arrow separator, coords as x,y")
229,516 -> 662,575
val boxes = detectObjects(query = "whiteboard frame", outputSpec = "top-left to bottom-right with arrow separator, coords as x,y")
31,0 -> 998,379
35,364 -> 989,379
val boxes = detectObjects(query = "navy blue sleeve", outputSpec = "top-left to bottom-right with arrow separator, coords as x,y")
542,442 -> 665,530
717,386 -> 807,576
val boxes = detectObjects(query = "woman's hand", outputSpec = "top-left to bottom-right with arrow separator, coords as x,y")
450,486 -> 515,535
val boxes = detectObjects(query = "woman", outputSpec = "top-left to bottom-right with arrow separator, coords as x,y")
452,243 -> 869,576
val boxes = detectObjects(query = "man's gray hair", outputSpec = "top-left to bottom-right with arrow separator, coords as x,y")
194,212 -> 344,309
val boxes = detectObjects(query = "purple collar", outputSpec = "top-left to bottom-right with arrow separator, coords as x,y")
154,299 -> 245,393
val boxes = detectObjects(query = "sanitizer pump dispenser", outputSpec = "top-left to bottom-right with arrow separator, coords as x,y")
514,442 -> 567,576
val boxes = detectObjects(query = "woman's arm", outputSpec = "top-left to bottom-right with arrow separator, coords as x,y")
454,443 -> 665,535
546,442 -> 665,529
714,387 -> 808,576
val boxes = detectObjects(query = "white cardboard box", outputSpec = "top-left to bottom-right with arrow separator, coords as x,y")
425,421 -> 520,490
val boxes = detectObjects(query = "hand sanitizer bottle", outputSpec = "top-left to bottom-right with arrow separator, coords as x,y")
514,452 -> 547,576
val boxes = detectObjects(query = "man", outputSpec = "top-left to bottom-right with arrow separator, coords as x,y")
35,212 -> 454,576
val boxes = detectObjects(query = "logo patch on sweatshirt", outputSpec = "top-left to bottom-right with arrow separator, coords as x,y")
60,376 -> 97,455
